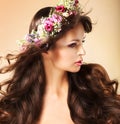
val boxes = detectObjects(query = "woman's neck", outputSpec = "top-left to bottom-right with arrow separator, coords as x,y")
46,69 -> 68,96
43,59 -> 69,97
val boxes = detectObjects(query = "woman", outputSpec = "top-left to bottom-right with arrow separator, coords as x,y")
0,0 -> 119,124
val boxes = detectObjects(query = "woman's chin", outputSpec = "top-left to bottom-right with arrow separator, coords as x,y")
68,66 -> 81,73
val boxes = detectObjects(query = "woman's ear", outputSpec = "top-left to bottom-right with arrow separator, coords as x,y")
40,43 -> 49,52
41,49 -> 52,59
41,51 -> 49,58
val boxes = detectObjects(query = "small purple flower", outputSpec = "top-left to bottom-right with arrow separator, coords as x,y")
25,34 -> 33,42
55,5 -> 65,12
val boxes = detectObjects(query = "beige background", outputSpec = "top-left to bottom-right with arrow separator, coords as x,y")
0,0 -> 120,92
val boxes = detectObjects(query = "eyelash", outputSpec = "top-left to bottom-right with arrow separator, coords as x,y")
68,43 -> 77,48
68,40 -> 85,48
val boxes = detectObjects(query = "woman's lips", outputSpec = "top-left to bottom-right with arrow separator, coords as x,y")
75,60 -> 82,66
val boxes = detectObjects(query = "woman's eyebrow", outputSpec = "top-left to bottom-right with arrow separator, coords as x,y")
70,39 -> 81,42
70,36 -> 86,42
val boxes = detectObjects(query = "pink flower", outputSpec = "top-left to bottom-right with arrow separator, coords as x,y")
34,39 -> 42,46
52,14 -> 62,22
46,17 -> 54,23
74,0 -> 79,6
69,11 -> 77,16
55,5 -> 65,12
75,0 -> 79,4
21,45 -> 27,51
44,20 -> 53,32
34,38 -> 40,42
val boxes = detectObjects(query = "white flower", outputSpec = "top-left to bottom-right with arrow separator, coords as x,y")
62,12 -> 70,17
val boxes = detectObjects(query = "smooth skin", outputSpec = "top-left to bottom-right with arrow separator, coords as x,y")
38,24 -> 85,124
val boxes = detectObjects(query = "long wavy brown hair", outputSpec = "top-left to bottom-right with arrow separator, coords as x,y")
0,7 -> 120,124
68,63 -> 120,124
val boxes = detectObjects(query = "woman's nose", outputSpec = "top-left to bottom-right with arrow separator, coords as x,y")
77,45 -> 86,56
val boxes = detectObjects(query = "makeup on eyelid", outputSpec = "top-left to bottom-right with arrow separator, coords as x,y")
67,39 -> 85,48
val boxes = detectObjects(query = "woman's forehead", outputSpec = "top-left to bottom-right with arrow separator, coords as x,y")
56,24 -> 85,44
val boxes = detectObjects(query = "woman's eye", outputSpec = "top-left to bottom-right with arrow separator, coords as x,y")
68,43 -> 77,48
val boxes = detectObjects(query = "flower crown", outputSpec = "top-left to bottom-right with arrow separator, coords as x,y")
17,0 -> 81,51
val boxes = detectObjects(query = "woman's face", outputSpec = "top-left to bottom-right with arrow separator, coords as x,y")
48,24 -> 86,72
